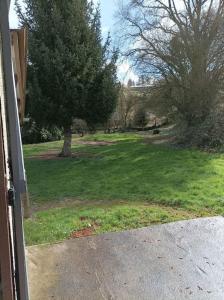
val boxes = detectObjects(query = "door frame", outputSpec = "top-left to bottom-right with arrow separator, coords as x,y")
0,1 -> 29,299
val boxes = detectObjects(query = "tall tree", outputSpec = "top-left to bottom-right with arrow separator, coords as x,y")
16,0 -> 119,156
119,0 -> 224,134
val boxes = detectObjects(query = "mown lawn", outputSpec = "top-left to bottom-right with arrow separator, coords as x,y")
24,132 -> 224,245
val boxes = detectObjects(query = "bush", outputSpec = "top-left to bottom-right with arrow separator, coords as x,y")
22,121 -> 62,144
72,119 -> 88,135
176,107 -> 224,149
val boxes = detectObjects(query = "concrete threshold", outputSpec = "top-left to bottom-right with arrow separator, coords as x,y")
27,217 -> 224,300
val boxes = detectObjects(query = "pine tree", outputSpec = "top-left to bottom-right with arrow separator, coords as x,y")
16,0 -> 119,156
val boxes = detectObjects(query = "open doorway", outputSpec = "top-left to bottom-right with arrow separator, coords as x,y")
3,0 -> 224,299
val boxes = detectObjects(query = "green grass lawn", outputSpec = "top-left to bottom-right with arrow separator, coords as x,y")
24,132 -> 224,245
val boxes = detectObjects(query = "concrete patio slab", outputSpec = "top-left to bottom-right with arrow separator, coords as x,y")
27,217 -> 224,300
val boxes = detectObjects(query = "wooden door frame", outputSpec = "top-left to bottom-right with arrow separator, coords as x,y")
0,114 -> 14,299
0,1 -> 29,299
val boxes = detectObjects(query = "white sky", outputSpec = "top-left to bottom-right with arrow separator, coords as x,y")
9,0 -> 19,28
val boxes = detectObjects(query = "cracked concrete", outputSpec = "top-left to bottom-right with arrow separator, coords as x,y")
27,217 -> 224,300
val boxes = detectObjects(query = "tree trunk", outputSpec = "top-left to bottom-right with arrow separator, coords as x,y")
60,126 -> 72,157
124,114 -> 128,129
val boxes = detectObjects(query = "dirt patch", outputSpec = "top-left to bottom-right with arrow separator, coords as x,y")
27,139 -> 114,160
32,198 -> 134,213
28,150 -> 99,160
144,135 -> 175,145
78,140 -> 115,146
70,227 -> 95,239
32,198 -> 84,213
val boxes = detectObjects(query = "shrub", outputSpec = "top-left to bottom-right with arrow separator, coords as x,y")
176,107 -> 224,149
72,119 -> 88,135
22,121 -> 62,144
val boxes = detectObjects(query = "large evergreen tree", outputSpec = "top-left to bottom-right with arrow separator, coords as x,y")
16,0 -> 119,156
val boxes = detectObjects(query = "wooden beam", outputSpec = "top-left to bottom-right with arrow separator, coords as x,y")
11,28 -> 28,124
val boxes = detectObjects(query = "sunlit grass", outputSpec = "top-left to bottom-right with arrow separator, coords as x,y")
24,132 -> 224,245
24,202 -> 211,246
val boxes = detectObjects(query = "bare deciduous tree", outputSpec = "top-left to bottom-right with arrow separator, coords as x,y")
118,86 -> 139,128
119,0 -> 224,130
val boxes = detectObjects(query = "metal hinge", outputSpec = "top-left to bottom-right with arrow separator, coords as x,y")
8,187 -> 15,207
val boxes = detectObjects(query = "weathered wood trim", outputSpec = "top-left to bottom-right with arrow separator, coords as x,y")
10,28 -> 28,124
0,0 -> 29,299
0,114 -> 14,300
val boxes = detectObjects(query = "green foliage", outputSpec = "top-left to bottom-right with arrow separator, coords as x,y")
176,107 -> 224,149
22,121 -> 62,144
16,0 -> 119,130
84,52 -> 119,128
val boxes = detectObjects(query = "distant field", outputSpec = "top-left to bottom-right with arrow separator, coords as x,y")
24,131 -> 224,245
